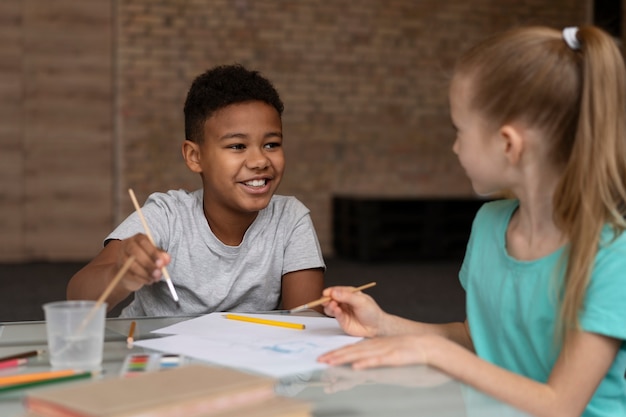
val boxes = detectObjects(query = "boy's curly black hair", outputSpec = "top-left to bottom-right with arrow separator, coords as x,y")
183,64 -> 284,143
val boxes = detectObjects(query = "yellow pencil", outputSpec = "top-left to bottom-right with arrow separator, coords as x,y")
223,314 -> 305,330
0,369 -> 81,386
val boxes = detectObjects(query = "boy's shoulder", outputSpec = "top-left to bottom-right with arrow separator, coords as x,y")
269,194 -> 299,204
267,194 -> 309,213
145,189 -> 202,207
262,195 -> 314,225
136,189 -> 203,222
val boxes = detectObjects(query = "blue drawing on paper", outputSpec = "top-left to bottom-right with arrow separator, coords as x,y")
262,341 -> 318,354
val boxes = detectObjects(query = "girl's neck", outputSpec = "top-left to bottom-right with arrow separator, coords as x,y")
506,174 -> 566,261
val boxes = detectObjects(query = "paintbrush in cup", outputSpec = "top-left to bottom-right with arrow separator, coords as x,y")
49,256 -> 137,362
77,256 -> 136,333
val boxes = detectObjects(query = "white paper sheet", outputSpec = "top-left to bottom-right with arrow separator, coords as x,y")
133,313 -> 362,377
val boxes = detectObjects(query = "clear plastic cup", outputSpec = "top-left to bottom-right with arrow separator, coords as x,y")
43,300 -> 107,370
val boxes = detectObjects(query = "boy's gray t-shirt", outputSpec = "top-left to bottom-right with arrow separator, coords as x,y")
106,189 -> 325,317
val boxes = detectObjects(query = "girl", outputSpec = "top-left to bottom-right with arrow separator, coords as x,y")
318,25 -> 626,417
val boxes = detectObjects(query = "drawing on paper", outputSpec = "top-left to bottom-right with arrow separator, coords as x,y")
262,341 -> 319,354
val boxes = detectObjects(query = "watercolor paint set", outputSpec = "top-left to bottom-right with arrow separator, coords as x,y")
120,353 -> 187,377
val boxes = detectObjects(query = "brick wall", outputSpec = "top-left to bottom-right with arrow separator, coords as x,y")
0,0 -> 112,261
0,0 -> 598,260
116,0 -> 588,255
0,1 -> 23,261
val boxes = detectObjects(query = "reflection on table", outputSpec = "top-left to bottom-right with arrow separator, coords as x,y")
0,316 -> 529,417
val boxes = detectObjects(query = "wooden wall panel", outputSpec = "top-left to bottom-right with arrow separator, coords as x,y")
0,0 -> 24,261
22,0 -> 113,260
0,0 -> 597,261
117,0 -> 588,255
0,0 -> 113,261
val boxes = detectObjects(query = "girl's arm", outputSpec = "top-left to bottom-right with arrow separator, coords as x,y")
379,315 -> 475,351
431,330 -> 619,417
321,329 -> 620,417
281,268 -> 324,313
321,285 -> 474,351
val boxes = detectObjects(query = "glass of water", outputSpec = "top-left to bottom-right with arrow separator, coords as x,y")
43,300 -> 107,370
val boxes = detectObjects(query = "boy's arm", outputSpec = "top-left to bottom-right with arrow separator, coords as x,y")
67,241 -> 134,311
281,268 -> 325,313
67,236 -> 169,312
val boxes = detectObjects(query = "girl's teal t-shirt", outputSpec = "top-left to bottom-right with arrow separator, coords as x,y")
460,199 -> 626,417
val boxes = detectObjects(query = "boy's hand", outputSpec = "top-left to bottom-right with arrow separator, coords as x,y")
117,233 -> 171,292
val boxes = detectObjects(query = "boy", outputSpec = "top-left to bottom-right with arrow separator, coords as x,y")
67,64 -> 325,317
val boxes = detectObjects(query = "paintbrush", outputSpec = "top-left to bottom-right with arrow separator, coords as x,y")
77,256 -> 136,333
128,188 -> 179,303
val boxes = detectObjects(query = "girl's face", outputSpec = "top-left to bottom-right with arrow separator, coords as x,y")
449,76 -> 508,196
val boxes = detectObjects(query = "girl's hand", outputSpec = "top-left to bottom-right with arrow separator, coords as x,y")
320,359 -> 451,393
318,335 -> 435,370
116,234 -> 170,291
321,286 -> 386,338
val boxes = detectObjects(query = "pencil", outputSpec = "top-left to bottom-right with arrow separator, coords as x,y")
128,188 -> 179,303
223,314 -> 305,330
126,320 -> 136,349
289,281 -> 377,313
0,371 -> 94,394
0,349 -> 44,363
0,369 -> 82,386
0,358 -> 27,370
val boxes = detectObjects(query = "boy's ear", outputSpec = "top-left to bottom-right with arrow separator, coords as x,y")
499,124 -> 524,166
182,140 -> 202,173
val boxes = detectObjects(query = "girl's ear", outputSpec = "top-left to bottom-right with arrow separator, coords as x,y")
499,124 -> 524,166
182,140 -> 202,173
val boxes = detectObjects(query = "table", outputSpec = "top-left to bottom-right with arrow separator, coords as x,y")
0,316 -> 529,417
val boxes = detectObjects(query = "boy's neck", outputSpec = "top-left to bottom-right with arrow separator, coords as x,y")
203,206 -> 258,246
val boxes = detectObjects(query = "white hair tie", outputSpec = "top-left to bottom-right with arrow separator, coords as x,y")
563,27 -> 580,50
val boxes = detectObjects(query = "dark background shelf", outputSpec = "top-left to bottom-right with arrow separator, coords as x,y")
333,197 -> 486,262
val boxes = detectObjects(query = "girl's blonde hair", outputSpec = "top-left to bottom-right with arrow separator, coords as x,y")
454,26 -> 626,338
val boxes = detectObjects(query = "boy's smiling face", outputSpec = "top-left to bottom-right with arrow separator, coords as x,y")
185,100 -> 285,218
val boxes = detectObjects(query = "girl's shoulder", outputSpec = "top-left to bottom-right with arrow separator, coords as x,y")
598,224 -> 626,257
473,198 -> 518,226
